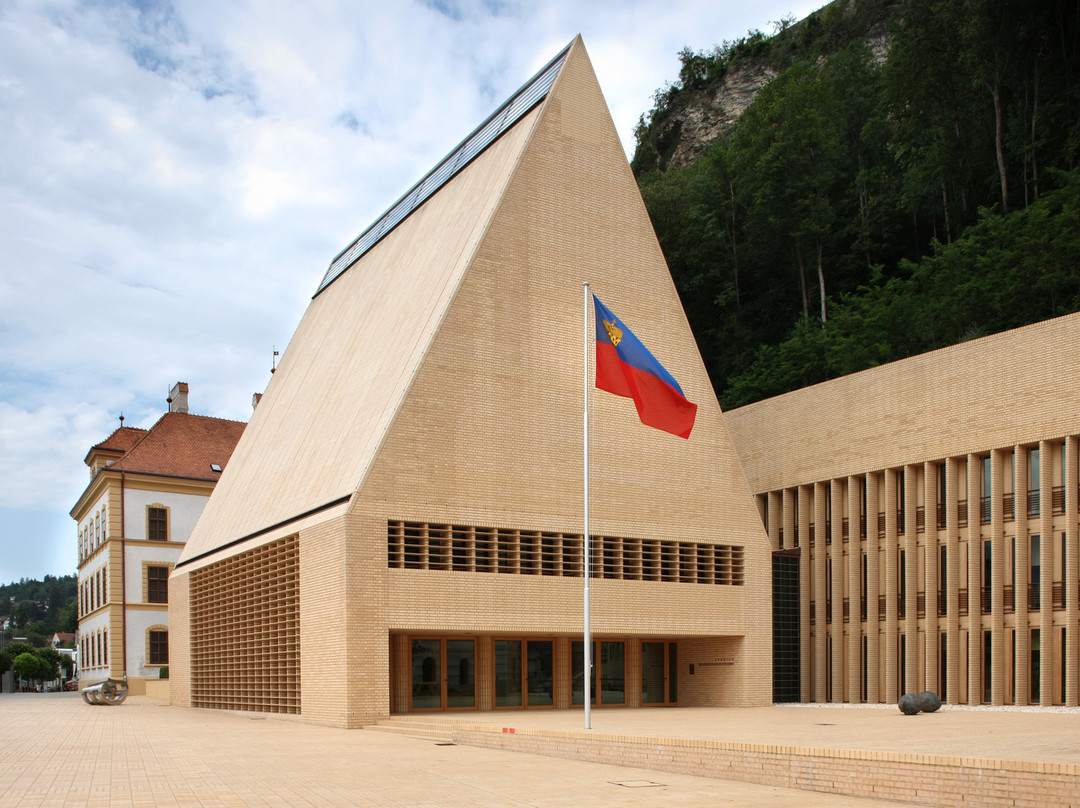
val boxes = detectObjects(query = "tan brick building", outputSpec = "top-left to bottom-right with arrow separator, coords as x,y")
168,38 -> 774,727
726,313 -> 1080,707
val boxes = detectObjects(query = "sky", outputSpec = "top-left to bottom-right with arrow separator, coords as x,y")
0,0 -> 826,584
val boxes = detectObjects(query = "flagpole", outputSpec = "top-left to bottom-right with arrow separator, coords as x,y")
582,281 -> 592,731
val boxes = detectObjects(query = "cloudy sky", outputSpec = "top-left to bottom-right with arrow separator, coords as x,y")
0,0 -> 825,584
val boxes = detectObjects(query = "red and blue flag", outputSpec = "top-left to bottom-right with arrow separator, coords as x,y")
593,295 -> 697,439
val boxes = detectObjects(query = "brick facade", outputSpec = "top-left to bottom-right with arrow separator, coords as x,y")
169,38 -> 773,727
726,312 -> 1080,707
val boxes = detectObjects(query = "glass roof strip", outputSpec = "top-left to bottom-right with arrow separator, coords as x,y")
315,43 -> 571,297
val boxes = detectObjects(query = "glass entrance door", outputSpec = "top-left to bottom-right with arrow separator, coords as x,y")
641,641 -> 678,705
493,639 -> 553,708
571,640 -> 626,706
494,640 -> 523,707
410,638 -> 475,710
526,641 -> 554,706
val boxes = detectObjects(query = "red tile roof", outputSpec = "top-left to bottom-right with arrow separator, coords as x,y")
107,412 -> 245,481
90,426 -> 149,456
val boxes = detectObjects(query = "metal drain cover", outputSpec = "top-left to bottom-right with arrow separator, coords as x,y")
610,780 -> 665,788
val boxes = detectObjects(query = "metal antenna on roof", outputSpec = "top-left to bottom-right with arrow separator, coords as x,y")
271,346 -> 280,374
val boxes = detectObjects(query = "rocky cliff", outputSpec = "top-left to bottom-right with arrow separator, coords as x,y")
633,0 -> 896,174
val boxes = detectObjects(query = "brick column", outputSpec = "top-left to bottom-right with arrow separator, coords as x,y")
848,475 -> 863,703
768,491 -> 783,550
866,472 -> 881,704
796,486 -> 812,703
924,461 -> 939,696
814,482 -> 828,702
884,468 -> 899,703
945,457 -> 960,705
830,479 -> 845,702
1065,436 -> 1079,706
1040,441 -> 1054,705
904,464 -> 919,694
967,454 -> 982,704
1014,446 -> 1030,705
990,449 -> 1006,705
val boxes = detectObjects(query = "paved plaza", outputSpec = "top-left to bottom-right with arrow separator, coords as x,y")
2,693 -> 1078,807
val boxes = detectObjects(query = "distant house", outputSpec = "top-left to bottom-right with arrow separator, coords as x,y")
50,632 -> 75,648
71,382 -> 245,695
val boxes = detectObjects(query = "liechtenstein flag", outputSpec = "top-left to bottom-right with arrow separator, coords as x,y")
593,295 -> 697,438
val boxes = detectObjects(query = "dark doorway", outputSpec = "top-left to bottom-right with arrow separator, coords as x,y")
773,549 -> 801,702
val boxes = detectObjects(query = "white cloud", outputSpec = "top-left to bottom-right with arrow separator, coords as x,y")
0,0 -> 826,582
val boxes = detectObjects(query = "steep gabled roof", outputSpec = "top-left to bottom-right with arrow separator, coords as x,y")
108,412 -> 245,482
179,37 -> 771,577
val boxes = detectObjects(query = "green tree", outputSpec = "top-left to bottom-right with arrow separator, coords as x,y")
722,168 -> 1080,408
56,598 -> 78,635
730,62 -> 844,322
12,652 -> 47,689
883,0 -> 984,245
34,646 -> 62,682
0,641 -> 35,676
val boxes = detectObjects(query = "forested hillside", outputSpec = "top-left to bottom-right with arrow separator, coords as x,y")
633,0 -> 1080,408
1,575 -> 77,645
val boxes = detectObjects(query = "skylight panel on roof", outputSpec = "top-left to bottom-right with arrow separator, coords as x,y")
315,42 -> 571,297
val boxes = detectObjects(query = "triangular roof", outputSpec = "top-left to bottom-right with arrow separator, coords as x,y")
179,38 -> 769,576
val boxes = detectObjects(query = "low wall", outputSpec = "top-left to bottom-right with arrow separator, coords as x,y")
144,680 -> 170,701
449,725 -> 1078,808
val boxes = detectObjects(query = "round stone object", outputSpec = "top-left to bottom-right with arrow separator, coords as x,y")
915,690 -> 942,713
898,693 -> 920,715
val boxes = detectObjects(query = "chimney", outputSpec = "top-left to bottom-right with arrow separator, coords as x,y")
168,382 -> 189,414
252,392 -> 263,411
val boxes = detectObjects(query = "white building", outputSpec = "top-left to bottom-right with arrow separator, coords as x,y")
72,383 -> 245,694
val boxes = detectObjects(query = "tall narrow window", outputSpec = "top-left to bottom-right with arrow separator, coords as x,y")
898,635 -> 905,694
898,549 -> 905,613
1030,629 -> 1041,702
827,559 -> 833,623
861,552 -> 868,621
149,630 -> 169,665
939,544 -> 948,616
1029,448 -> 1041,516
1030,535 -> 1041,610
937,463 -> 947,528
1062,533 -> 1068,609
981,456 -> 992,523
860,477 -> 867,538
897,469 -> 906,533
147,566 -> 169,603
148,507 -> 168,541
939,633 -> 947,696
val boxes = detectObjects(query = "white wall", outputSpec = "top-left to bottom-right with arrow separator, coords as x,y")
125,609 -> 170,679
124,543 -> 183,603
123,488 -> 208,542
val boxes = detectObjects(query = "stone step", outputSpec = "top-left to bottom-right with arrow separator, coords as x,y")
365,718 -> 455,743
